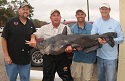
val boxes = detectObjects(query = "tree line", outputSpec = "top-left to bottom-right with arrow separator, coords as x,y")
0,0 -> 48,28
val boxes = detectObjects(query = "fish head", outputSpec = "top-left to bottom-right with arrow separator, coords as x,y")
37,37 -> 69,55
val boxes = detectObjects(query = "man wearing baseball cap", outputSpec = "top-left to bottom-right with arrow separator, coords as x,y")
91,3 -> 124,81
1,2 -> 35,81
66,9 -> 96,81
75,9 -> 86,15
99,3 -> 110,9
50,9 -> 60,15
19,2 -> 31,9
30,9 -> 73,81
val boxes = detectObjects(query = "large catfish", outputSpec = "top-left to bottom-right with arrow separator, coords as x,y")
37,27 -> 117,55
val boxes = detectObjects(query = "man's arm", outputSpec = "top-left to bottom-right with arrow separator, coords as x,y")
25,34 -> 37,48
2,37 -> 12,64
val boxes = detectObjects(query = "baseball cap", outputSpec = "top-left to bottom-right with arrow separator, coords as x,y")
19,2 -> 31,9
100,3 -> 110,8
76,9 -> 86,15
50,9 -> 60,15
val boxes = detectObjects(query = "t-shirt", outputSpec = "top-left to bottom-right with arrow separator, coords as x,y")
1,17 -> 36,65
71,22 -> 96,63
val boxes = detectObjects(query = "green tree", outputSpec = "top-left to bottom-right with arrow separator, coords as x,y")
32,19 -> 41,27
0,0 -> 12,27
0,0 -> 7,5
0,0 -> 35,27
32,19 -> 48,28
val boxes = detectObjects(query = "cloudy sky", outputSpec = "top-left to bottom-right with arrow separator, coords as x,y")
8,0 -> 119,22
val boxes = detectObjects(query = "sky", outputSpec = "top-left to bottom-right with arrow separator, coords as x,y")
8,0 -> 119,22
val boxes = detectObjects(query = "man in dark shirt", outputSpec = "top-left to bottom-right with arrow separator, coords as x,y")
1,2 -> 36,81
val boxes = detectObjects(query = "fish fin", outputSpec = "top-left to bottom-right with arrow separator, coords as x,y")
106,36 -> 115,47
84,45 -> 99,53
62,26 -> 67,35
101,32 -> 117,47
95,33 -> 99,35
99,36 -> 115,47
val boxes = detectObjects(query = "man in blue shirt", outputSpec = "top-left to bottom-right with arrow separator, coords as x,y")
91,3 -> 124,81
67,9 -> 96,81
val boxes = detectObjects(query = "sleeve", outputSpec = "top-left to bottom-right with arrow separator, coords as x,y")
114,24 -> 124,44
70,24 -> 77,34
70,26 -> 74,33
33,26 -> 45,39
32,22 -> 36,33
91,21 -> 98,35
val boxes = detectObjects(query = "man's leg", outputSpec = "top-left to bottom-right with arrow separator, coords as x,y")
105,59 -> 117,81
82,63 -> 94,81
97,57 -> 106,81
5,62 -> 18,81
56,53 -> 73,81
18,63 -> 31,81
42,55 -> 56,81
71,61 -> 81,81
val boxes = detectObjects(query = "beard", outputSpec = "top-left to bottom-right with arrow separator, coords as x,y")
23,12 -> 29,18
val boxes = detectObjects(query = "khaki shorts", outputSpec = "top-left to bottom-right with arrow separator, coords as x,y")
71,61 -> 94,81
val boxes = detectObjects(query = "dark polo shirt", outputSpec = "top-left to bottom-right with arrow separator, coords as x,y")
1,17 -> 36,65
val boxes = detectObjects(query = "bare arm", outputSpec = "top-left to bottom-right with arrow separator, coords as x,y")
1,37 -> 12,64
25,34 -> 37,48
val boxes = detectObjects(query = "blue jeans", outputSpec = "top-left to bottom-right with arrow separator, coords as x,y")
5,62 -> 30,81
97,56 -> 117,81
